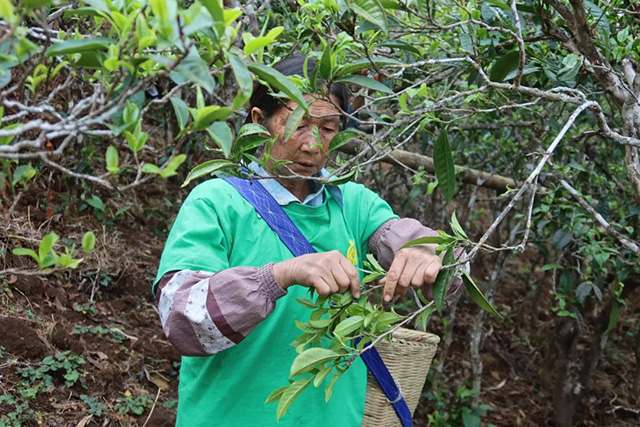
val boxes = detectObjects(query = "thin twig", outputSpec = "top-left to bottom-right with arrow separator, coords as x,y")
141,389 -> 161,427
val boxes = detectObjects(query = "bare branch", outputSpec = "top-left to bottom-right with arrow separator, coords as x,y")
510,0 -> 526,87
467,101 -> 595,260
556,176 -> 640,255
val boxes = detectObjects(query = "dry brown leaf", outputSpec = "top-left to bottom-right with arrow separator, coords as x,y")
54,296 -> 67,312
487,378 -> 508,391
75,414 -> 93,427
150,375 -> 170,391
110,327 -> 138,341
86,356 -> 104,370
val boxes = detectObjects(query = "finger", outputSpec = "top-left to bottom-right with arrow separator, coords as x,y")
339,257 -> 361,298
310,277 -> 332,296
411,262 -> 429,288
397,257 -> 421,297
331,264 -> 352,293
320,272 -> 340,294
423,257 -> 443,285
384,255 -> 406,303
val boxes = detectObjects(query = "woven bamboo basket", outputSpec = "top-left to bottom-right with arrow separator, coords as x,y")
361,328 -> 440,427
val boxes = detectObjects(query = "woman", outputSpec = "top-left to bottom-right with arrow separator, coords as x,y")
153,55 -> 447,426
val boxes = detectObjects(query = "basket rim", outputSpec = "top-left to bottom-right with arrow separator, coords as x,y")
388,327 -> 440,344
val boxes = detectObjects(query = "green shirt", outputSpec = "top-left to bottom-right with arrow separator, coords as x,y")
155,179 -> 397,426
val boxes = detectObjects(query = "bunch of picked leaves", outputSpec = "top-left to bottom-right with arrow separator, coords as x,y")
266,289 -> 405,420
268,214 -> 502,420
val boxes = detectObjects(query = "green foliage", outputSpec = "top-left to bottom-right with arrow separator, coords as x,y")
142,154 -> 187,178
105,145 -> 119,175
72,301 -> 97,316
336,75 -> 393,94
81,195 -> 106,220
328,129 -> 366,152
13,233 -> 59,269
114,392 -> 153,416
17,351 -> 86,390
0,0 -> 320,191
162,398 -> 179,411
0,160 -> 37,193
461,272 -> 502,319
350,0 -> 388,34
401,215 -> 500,317
275,377 -> 313,420
247,63 -> 309,113
45,37 -> 113,56
170,97 -> 190,130
290,348 -> 339,377
12,231 -> 95,270
243,26 -> 285,56
425,383 -> 492,427
124,122 -> 148,156
433,128 -> 455,204
3,0 -> 640,423
80,394 -> 106,417
82,231 -> 96,254
284,106 -> 306,143
432,248 -> 455,314
269,288 -> 404,416
0,394 -> 38,427
71,323 -> 128,343
270,215 -> 489,419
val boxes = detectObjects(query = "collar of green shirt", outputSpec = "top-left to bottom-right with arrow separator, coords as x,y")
246,161 -> 344,208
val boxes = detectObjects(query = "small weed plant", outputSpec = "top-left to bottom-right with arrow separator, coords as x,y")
12,231 -> 96,270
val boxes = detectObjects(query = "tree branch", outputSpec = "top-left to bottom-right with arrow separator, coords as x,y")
556,176 -> 640,255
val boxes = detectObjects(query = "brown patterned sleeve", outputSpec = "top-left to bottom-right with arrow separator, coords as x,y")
155,263 -> 287,357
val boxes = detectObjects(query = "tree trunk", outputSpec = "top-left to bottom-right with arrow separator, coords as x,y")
551,316 -> 580,427
551,276 -> 639,425
634,327 -> 640,393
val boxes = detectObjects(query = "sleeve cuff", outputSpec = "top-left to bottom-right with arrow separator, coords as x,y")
369,218 -> 438,269
258,263 -> 287,302
368,218 -> 398,254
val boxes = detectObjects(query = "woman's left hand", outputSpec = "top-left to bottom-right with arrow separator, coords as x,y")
381,245 -> 442,302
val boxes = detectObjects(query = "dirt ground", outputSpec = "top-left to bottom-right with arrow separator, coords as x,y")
0,178 -> 638,426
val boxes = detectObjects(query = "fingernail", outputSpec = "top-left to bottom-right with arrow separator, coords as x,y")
384,294 -> 391,302
354,292 -> 361,299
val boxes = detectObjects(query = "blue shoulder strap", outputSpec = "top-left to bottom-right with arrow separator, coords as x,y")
223,177 -> 315,256
223,176 -> 413,427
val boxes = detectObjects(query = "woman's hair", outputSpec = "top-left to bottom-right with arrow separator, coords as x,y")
245,54 -> 350,125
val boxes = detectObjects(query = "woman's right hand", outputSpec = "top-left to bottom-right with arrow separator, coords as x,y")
273,251 -> 361,298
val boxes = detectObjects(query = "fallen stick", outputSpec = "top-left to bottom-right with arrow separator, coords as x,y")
339,144 -> 517,192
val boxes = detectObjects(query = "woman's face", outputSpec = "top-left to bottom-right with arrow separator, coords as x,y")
252,94 -> 341,177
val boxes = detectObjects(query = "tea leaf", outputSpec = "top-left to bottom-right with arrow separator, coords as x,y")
461,271 -> 503,319
265,385 -> 288,404
433,128 -> 455,203
82,232 -> 96,253
284,106 -> 305,143
290,348 -> 339,377
334,316 -> 364,337
276,377 -> 313,420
